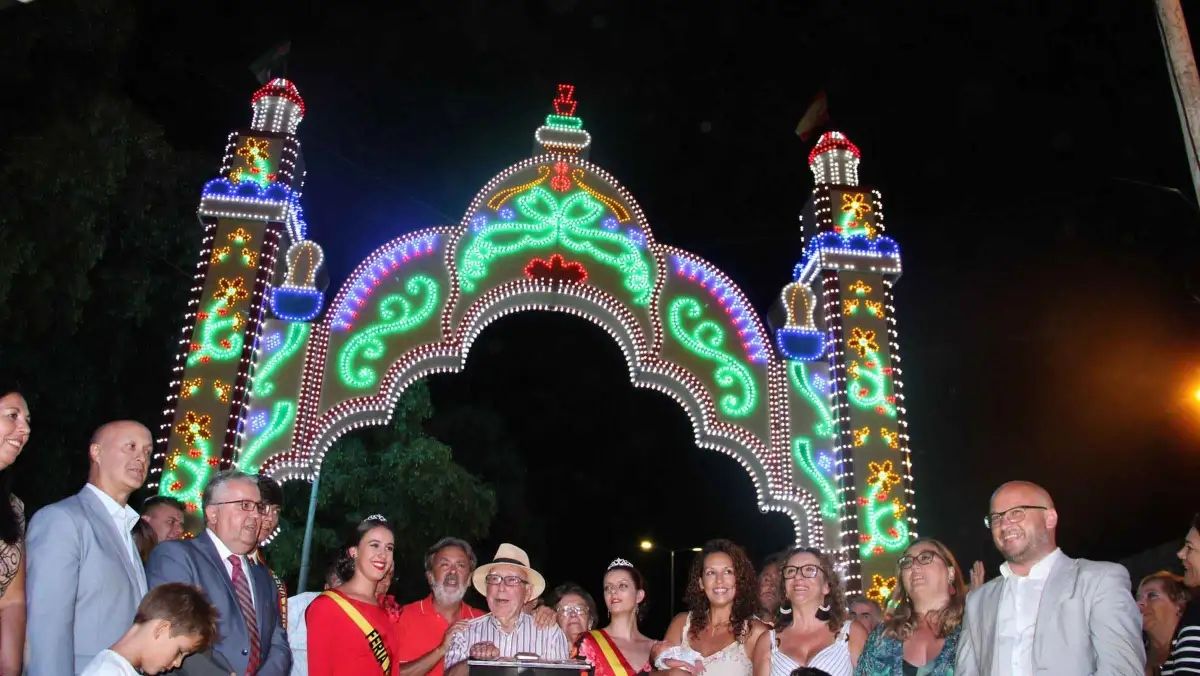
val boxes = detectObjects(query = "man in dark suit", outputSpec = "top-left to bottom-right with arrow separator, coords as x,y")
147,469 -> 290,675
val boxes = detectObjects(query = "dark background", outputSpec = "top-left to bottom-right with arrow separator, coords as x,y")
4,0 -> 1200,636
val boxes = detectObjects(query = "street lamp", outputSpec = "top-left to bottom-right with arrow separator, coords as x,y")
638,540 -> 702,617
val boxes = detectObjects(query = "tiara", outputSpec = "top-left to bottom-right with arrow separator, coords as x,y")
608,558 -> 634,570
364,514 -> 387,523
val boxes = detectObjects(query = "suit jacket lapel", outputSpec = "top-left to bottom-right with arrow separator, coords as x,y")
1034,555 -> 1077,655
77,487 -> 144,594
194,533 -> 242,612
977,578 -> 1005,671
250,561 -> 274,641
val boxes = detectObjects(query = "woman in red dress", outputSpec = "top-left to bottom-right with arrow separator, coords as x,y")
307,515 -> 400,674
578,559 -> 659,676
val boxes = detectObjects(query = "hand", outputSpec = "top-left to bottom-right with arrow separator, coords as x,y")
532,604 -> 558,629
663,659 -> 705,675
470,641 -> 501,660
969,560 -> 985,591
442,620 -> 468,651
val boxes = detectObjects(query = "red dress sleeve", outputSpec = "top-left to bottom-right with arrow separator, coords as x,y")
306,594 -> 348,675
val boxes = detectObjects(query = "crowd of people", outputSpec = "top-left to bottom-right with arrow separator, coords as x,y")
1,386 -> 1200,675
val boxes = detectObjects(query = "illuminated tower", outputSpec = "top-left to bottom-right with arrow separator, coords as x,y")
150,78 -> 325,511
779,131 -> 915,598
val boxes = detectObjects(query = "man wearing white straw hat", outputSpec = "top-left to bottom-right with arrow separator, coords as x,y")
445,543 -> 569,676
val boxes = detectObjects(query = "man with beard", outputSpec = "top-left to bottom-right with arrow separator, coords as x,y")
957,480 -> 1144,675
395,537 -> 487,676
26,420 -> 152,675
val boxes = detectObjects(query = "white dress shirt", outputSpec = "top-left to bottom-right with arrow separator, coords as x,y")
85,483 -> 147,594
206,529 -> 256,610
994,547 -> 1064,676
286,591 -> 321,676
79,649 -> 139,675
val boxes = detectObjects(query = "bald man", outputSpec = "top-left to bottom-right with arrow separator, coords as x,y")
26,420 -> 152,675
956,481 -> 1144,675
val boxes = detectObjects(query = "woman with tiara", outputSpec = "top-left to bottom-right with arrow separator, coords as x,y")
577,558 -> 659,676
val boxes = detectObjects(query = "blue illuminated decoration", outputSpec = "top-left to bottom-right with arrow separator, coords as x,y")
671,254 -> 769,364
792,232 -> 901,281
776,327 -> 826,361
332,232 -> 441,331
271,286 -> 325,321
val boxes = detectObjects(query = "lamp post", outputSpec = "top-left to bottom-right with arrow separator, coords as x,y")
639,540 -> 702,618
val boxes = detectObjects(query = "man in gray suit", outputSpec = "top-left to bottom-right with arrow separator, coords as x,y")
957,480 -> 1144,675
147,469 -> 290,675
26,420 -> 153,675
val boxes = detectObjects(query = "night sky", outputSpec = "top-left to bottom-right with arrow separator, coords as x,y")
47,1 -> 1200,633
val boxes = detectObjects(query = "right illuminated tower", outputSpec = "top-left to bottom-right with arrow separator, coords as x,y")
781,131 -> 916,599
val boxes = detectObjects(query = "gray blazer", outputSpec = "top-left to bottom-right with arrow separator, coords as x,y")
146,533 -> 291,676
956,553 -> 1145,675
25,486 -> 149,675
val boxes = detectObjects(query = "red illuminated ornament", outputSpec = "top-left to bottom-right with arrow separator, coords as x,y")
873,545 -> 885,556
859,534 -> 871,543
553,83 -> 577,117
185,502 -> 197,513
525,254 -> 588,284
550,161 -> 572,192
169,481 -> 183,492
857,496 -> 869,506
206,457 -> 221,467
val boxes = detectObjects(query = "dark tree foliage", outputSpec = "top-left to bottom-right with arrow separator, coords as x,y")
269,382 -> 497,596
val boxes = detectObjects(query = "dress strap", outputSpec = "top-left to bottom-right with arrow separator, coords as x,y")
681,615 -> 692,648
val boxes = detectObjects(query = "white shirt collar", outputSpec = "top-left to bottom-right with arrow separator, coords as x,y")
85,483 -> 140,530
999,546 -> 1063,580
206,529 -> 243,564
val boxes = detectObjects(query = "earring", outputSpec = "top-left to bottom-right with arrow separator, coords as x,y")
815,602 -> 832,622
779,600 -> 792,615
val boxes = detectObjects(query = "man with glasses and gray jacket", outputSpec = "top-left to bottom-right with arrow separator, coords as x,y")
956,480 -> 1144,675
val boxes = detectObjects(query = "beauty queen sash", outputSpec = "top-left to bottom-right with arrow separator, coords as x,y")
586,629 -> 635,676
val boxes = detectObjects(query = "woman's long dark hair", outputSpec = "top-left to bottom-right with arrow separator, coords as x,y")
683,539 -> 759,641
0,386 -> 26,545
334,515 -> 394,582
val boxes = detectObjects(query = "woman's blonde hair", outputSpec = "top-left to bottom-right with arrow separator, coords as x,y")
882,538 -> 966,640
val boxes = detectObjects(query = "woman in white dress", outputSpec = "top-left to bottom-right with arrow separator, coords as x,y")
656,539 -> 769,676
751,548 -> 865,676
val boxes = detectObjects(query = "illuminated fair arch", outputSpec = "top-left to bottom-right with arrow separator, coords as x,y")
151,82 -> 917,595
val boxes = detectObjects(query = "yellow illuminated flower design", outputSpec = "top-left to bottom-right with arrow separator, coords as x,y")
865,300 -> 884,318
228,228 -> 252,244
848,327 -> 878,357
213,379 -> 232,404
841,192 -> 872,219
853,426 -> 871,447
865,575 -> 897,604
211,246 -> 231,264
843,299 -> 859,316
215,278 -> 249,304
236,138 -> 271,165
880,428 -> 899,449
867,460 -> 901,494
179,378 -> 202,399
175,411 -> 212,447
891,498 -> 906,518
848,280 -> 872,296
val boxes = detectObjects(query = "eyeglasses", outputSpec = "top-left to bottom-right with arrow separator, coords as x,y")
983,505 -> 1047,529
210,499 -> 268,514
897,550 -> 945,570
556,604 -> 588,617
781,564 -> 822,579
484,574 -> 529,588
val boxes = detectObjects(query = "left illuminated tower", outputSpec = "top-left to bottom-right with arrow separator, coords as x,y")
149,79 -> 325,512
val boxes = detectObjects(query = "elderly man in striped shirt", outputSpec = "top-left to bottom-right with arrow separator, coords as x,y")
445,544 -> 569,676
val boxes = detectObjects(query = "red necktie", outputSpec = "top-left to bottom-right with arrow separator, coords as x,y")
228,555 -> 261,675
